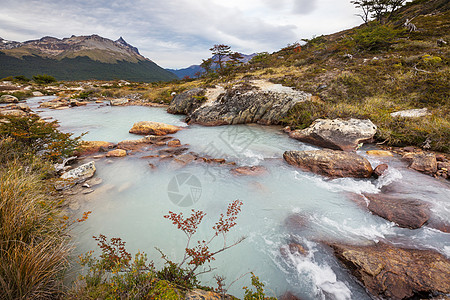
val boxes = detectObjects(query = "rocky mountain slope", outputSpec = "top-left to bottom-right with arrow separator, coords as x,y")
0,35 -> 177,82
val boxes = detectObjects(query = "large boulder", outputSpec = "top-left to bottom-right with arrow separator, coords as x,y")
402,152 -> 437,175
176,81 -> 311,126
0,109 -> 27,117
363,193 -> 430,229
329,242 -> 450,300
167,87 -> 205,115
289,119 -> 377,151
283,150 -> 373,178
129,121 -> 181,135
0,95 -> 19,103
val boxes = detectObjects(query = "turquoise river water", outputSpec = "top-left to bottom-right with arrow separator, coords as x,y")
26,96 -> 450,299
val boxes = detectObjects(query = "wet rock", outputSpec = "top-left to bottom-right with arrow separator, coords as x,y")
117,135 -> 172,150
106,149 -> 127,157
184,81 -> 311,125
283,150 -> 373,178
403,152 -> 437,175
60,161 -> 96,181
0,95 -> 19,103
363,193 -> 430,229
39,99 -> 68,109
373,164 -> 388,178
391,108 -> 430,118
438,161 -> 450,170
110,98 -> 129,106
366,150 -> 393,157
329,242 -> 450,300
185,289 -> 234,300
289,118 -> 377,151
230,166 -> 268,176
148,163 -> 157,169
158,147 -> 189,156
55,161 -> 96,190
167,87 -> 205,114
279,291 -> 303,300
77,141 -> 114,155
173,154 -> 196,166
288,243 -> 308,256
82,188 -> 94,194
129,121 -> 181,135
86,177 -> 103,186
285,214 -> 309,231
32,91 -> 44,97
167,139 -> 181,147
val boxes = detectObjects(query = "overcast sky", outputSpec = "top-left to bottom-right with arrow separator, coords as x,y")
0,0 -> 362,69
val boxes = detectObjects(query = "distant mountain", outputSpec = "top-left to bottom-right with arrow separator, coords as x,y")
0,35 -> 177,82
167,53 -> 257,79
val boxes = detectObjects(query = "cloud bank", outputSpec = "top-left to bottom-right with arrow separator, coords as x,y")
0,0 -> 361,68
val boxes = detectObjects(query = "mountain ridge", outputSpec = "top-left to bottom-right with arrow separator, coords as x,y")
0,34 -> 177,82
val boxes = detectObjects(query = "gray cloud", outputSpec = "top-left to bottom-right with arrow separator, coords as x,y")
0,0 -> 360,68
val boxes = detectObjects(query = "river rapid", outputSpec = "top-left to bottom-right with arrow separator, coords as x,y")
27,96 -> 450,299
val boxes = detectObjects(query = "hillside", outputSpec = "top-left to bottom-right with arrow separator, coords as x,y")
0,35 -> 177,82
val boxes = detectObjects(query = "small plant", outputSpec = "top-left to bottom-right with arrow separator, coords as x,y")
243,273 -> 277,300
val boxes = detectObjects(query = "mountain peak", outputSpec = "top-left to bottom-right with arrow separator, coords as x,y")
115,36 -> 140,55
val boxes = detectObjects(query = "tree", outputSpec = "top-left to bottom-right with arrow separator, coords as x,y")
351,0 -> 406,24
210,44 -> 231,74
200,57 -> 214,75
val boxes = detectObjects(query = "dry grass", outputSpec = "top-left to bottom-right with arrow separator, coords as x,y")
0,159 -> 70,299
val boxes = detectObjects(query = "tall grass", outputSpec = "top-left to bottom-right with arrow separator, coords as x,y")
0,158 -> 70,299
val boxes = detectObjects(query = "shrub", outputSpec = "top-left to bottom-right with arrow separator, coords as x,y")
0,114 -> 82,162
344,24 -> 404,52
33,74 -> 57,84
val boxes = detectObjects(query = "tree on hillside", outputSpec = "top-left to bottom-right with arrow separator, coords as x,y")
210,44 -> 231,73
200,57 -> 214,75
351,0 -> 406,23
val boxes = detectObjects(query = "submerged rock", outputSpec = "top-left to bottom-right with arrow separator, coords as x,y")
329,242 -> 450,299
117,135 -> 172,150
363,193 -> 430,229
283,150 -> 373,178
167,139 -> 181,147
289,118 -> 377,151
230,166 -> 268,176
129,121 -> 181,136
173,81 -> 311,125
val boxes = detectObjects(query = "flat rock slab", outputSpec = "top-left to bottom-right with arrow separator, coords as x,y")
77,141 -> 114,155
289,118 -> 377,151
329,242 -> 450,300
129,121 -> 181,135
106,149 -> 127,157
391,108 -> 430,118
283,150 -> 373,178
363,193 -> 430,229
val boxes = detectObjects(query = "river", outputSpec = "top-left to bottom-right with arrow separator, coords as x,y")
27,96 -> 450,299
